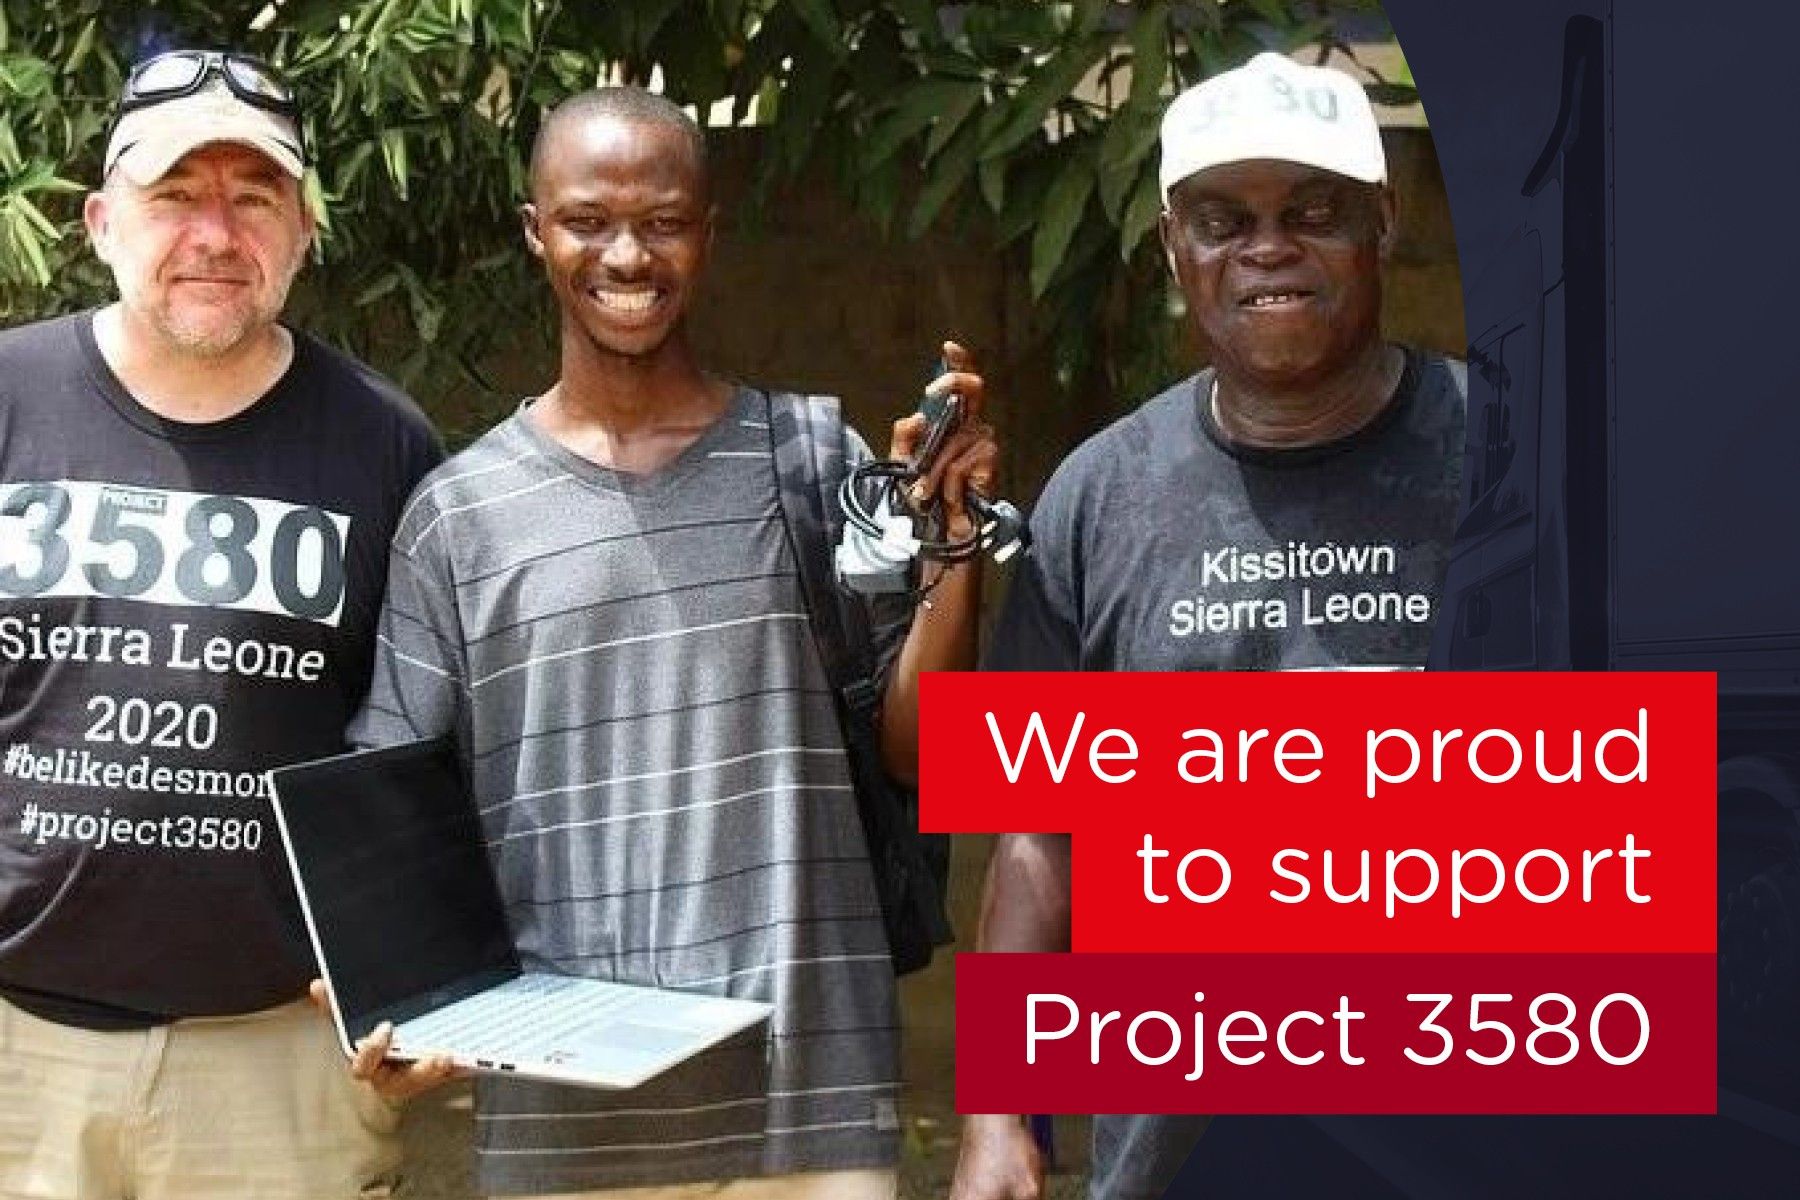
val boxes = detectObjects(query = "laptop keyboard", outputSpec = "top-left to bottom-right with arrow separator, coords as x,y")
397,974 -> 642,1062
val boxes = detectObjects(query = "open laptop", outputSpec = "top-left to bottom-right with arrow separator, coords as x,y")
269,738 -> 773,1089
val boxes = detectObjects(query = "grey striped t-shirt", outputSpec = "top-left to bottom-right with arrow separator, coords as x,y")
349,389 -> 903,1193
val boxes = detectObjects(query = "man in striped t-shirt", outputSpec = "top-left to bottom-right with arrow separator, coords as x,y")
345,87 -> 999,1198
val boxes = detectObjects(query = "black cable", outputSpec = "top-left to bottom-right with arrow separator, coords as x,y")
838,460 -> 986,563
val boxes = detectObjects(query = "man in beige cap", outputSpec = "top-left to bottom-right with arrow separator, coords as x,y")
951,51 -> 1466,1200
0,48 -> 441,1199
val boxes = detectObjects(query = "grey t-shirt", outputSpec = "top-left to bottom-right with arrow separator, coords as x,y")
349,389 -> 901,1193
986,349 -> 1465,1200
990,350 -> 1467,674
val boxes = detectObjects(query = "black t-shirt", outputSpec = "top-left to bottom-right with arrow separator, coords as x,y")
0,311 -> 442,1028
989,350 -> 1467,673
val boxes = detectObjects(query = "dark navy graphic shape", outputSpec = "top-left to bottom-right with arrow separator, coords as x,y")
1162,1 -> 1800,1195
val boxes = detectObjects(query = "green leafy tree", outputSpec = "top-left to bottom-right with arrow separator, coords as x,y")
790,1 -> 1412,399
0,0 -> 1410,424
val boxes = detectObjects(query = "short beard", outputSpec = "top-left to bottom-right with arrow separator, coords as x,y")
154,306 -> 260,358
131,275 -> 292,360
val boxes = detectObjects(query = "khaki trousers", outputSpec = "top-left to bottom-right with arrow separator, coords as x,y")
0,995 -> 400,1200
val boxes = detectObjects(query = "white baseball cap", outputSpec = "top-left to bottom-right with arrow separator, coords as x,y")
105,78 -> 305,186
1159,52 -> 1386,202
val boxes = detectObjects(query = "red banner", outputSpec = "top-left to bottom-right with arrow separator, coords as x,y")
925,672 -> 1718,1113
955,953 -> 1715,1114
921,672 -> 1715,954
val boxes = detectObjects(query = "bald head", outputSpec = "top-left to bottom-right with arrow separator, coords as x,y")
529,88 -> 709,203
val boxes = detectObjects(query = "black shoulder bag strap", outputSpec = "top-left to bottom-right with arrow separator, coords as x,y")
764,389 -> 952,975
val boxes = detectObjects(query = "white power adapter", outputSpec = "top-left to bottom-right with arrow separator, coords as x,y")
835,492 -> 917,594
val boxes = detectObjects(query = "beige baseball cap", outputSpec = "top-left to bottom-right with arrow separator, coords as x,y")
1159,52 -> 1386,202
105,78 -> 305,185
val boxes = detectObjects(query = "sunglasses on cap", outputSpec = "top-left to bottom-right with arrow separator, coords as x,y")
117,51 -> 306,158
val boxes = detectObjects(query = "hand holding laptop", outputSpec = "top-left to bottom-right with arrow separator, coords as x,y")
309,977 -> 467,1102
275,740 -> 774,1091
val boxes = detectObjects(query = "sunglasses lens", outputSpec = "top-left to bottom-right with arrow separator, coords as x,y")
131,52 -> 205,96
226,58 -> 293,104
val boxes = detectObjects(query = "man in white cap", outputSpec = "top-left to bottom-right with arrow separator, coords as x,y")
950,52 -> 1466,1200
0,48 -> 441,1198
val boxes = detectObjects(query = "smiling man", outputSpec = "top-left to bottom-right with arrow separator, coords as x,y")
0,49 -> 441,1200
951,53 -> 1467,1200
346,87 -> 997,1199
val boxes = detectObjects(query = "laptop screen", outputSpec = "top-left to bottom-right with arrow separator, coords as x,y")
270,738 -> 519,1037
